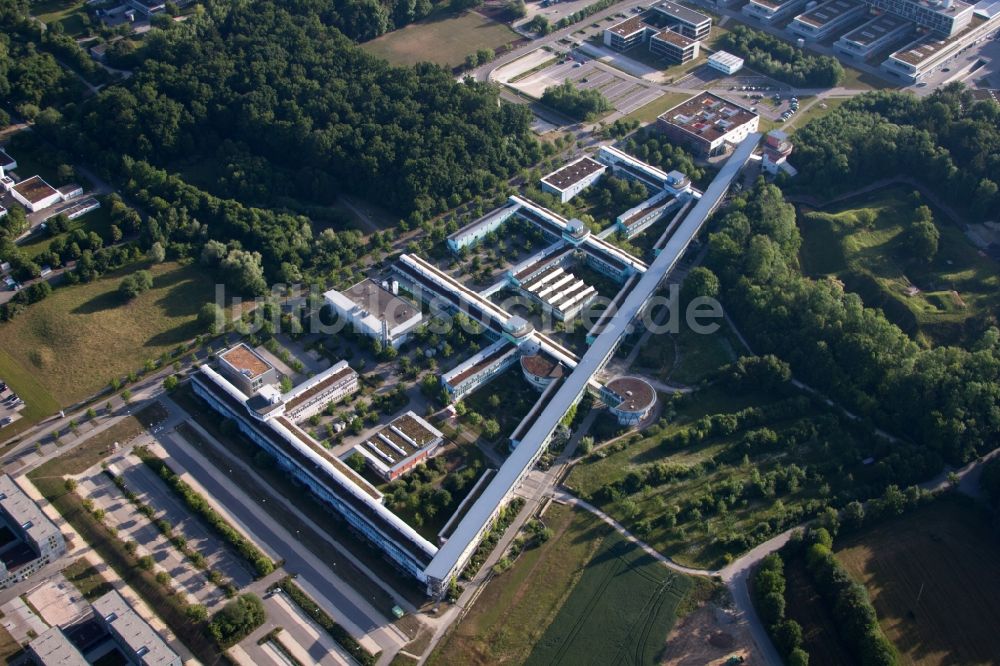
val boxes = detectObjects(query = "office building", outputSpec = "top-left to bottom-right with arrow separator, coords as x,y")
0,474 -> 66,589
882,12 -> 998,81
218,343 -> 277,396
324,278 -> 422,350
92,590 -> 181,666
446,203 -> 519,252
649,29 -> 701,64
9,176 -> 61,213
657,92 -> 760,157
540,157 -> 607,203
835,12 -> 913,58
652,0 -> 713,38
743,0 -> 811,23
27,627 -> 88,666
352,411 -> 444,481
602,376 -> 657,425
868,0 -> 974,36
790,0 -> 867,39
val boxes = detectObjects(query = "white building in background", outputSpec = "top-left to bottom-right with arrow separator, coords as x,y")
9,176 -> 61,213
708,50 -> 745,74
540,157 -> 607,203
324,278 -> 422,350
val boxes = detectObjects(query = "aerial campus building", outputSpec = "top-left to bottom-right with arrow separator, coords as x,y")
743,0 -> 811,24
657,92 -> 760,157
29,589 -> 181,666
835,12 -> 913,57
708,50 -> 745,74
196,135 -> 761,596
324,278 -> 423,350
351,411 -> 444,481
0,474 -> 66,589
603,1 -> 712,64
880,6 -> 1000,82
789,0 -> 868,39
539,157 -> 607,203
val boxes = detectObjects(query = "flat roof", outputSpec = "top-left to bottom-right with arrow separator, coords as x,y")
654,0 -> 712,25
709,50 -> 745,66
13,175 -> 58,204
606,376 -> 656,412
512,246 -> 572,282
651,28 -> 697,47
608,15 -> 649,36
795,0 -> 860,27
93,590 -> 179,666
0,474 -> 61,546
220,343 -> 273,380
903,0 -> 973,16
749,0 -> 801,10
282,364 -> 356,412
840,12 -> 910,46
521,353 -> 565,380
339,278 -> 420,328
28,627 -> 88,666
424,133 -> 761,586
659,92 -> 758,144
541,157 -> 606,192
445,340 -> 515,387
0,150 -> 14,169
888,16 -> 985,64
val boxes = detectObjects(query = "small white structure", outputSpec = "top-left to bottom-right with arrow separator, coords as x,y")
10,176 -> 61,213
540,157 -> 607,203
708,50 -> 745,74
324,278 -> 422,349
0,150 -> 16,176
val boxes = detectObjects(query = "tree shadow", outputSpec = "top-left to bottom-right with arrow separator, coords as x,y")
71,289 -> 125,315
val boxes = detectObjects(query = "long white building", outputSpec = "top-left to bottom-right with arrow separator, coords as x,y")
324,279 -> 422,350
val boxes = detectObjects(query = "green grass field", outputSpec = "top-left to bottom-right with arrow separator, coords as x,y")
835,498 -> 1000,666
0,260 -> 215,408
19,207 -> 115,260
525,528 -> 694,666
30,0 -> 89,36
362,11 -> 519,68
797,186 -> 1000,345
622,92 -> 692,125
634,318 -> 740,386
428,503 -> 612,666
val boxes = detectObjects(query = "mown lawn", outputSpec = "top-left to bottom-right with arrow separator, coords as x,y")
19,206 -> 115,260
0,260 -> 215,407
30,0 -> 89,35
797,186 -> 1000,345
362,11 -> 519,68
428,503 -> 611,666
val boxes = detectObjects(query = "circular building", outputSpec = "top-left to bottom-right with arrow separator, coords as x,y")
603,376 -> 656,426
520,353 -> 565,391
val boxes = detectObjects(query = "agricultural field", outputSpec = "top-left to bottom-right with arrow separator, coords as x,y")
835,498 -> 1000,665
362,11 -> 519,68
565,383 -> 894,569
0,260 -> 215,406
525,528 -> 694,666
796,186 -> 1000,346
428,503 -> 612,665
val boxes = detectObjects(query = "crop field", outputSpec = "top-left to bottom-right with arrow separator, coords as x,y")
525,529 -> 693,666
835,498 -> 1000,665
797,186 -> 1000,346
428,503 -> 612,665
0,261 -> 215,407
362,11 -> 518,68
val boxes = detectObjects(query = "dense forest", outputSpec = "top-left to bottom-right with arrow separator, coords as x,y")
1,0 -> 541,290
717,25 -> 844,88
706,181 -> 1000,465
792,85 -> 1000,220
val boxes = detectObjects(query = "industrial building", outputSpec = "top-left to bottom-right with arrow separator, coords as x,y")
324,278 -> 423,350
835,12 -> 913,58
657,92 -> 760,157
708,50 -> 745,74
790,0 -> 868,39
92,590 -> 181,666
743,0 -> 811,24
352,411 -> 444,481
0,474 -> 66,589
540,156 -> 607,203
8,175 -> 61,213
